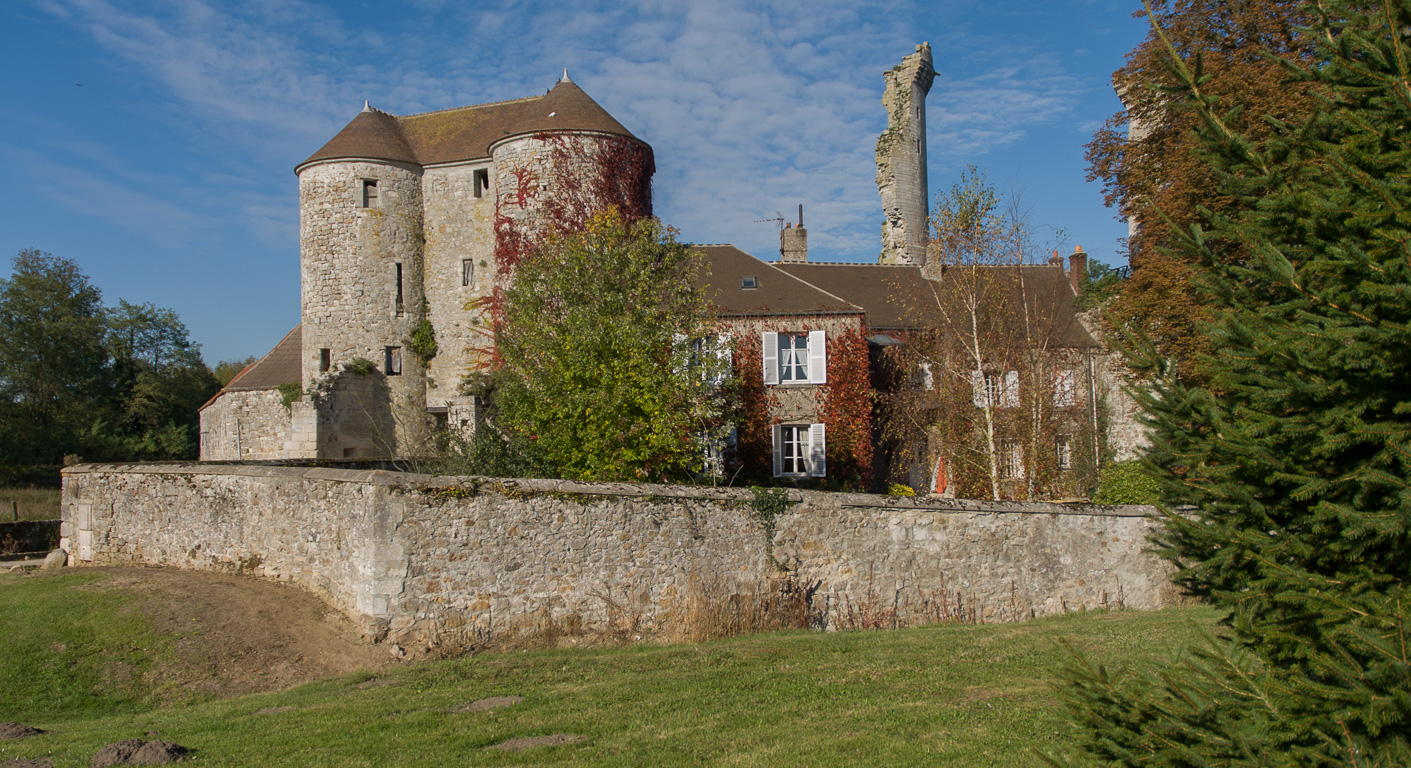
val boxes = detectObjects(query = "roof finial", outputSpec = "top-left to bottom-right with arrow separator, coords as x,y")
560,68 -> 572,83
361,99 -> 371,113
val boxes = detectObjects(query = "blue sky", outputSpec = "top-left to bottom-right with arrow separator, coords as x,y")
0,0 -> 1148,365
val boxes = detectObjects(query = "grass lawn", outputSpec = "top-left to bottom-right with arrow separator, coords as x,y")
0,486 -> 61,522
0,570 -> 1218,767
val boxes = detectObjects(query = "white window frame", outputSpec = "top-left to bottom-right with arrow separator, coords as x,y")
772,423 -> 826,478
1054,369 -> 1077,407
1055,436 -> 1073,471
761,330 -> 827,386
971,369 -> 1019,408
999,438 -> 1025,479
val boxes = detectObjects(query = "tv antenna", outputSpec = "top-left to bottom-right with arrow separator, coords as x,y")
753,211 -> 785,231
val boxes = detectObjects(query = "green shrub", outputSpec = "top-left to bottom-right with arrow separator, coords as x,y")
344,357 -> 377,376
407,318 -> 437,364
277,382 -> 302,410
886,483 -> 916,497
1092,460 -> 1159,505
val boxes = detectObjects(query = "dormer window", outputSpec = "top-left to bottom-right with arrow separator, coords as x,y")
741,276 -> 757,289
361,179 -> 378,208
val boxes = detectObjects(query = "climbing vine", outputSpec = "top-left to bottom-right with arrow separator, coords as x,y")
729,319 -> 873,492
477,133 -> 655,370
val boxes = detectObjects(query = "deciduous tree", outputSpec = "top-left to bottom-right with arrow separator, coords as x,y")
1086,0 -> 1317,376
494,209 -> 728,482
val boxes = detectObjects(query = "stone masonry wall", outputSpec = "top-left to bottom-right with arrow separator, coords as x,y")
299,160 -> 427,457
422,163 -> 496,406
199,390 -> 294,461
877,43 -> 934,267
62,464 -> 1179,655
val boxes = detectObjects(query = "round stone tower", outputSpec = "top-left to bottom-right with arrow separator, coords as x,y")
291,77 -> 652,458
295,104 -> 428,459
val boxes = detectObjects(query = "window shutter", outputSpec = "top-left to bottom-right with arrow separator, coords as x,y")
715,332 -> 733,385
771,424 -> 783,477
808,423 -> 827,477
1003,370 -> 1020,408
1014,442 -> 1027,479
971,370 -> 986,407
808,330 -> 827,384
762,332 -> 779,385
1054,369 -> 1075,407
671,332 -> 687,378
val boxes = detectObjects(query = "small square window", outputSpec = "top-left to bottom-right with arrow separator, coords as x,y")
361,179 -> 378,208
385,346 -> 402,376
473,169 -> 490,198
741,276 -> 757,289
462,259 -> 474,287
319,348 -> 331,373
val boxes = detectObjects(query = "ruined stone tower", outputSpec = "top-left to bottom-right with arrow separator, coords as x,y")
876,43 -> 935,266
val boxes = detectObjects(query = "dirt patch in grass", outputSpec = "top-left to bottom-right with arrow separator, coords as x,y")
90,739 -> 188,766
1,758 -> 54,767
0,723 -> 43,739
490,734 -> 585,751
456,696 -> 522,712
52,566 -> 392,701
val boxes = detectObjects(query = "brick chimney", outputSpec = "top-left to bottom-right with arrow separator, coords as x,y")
780,204 -> 808,263
1068,245 -> 1088,295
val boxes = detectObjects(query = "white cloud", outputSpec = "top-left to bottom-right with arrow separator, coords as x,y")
30,0 -> 1089,263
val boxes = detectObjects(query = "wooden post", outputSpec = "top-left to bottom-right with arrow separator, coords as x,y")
11,500 -> 16,522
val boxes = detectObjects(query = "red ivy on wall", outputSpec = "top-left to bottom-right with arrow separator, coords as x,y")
730,320 -> 874,492
821,326 -> 874,490
477,133 -> 654,367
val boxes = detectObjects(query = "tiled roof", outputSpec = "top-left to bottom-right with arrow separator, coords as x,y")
775,261 -> 1097,348
298,79 -> 641,171
691,245 -> 863,317
221,325 -> 302,392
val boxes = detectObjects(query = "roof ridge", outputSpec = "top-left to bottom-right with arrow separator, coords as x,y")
397,93 -> 544,120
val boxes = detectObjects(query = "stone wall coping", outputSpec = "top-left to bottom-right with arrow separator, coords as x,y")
64,463 -> 1157,519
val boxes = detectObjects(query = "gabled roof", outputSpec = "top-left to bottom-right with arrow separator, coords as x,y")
776,261 -> 1097,348
692,245 -> 863,317
298,79 -> 641,171
219,325 -> 302,393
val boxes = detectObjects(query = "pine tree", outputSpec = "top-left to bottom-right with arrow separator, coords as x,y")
1053,2 -> 1411,764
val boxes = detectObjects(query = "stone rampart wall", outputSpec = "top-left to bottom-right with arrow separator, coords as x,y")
61,464 -> 1179,654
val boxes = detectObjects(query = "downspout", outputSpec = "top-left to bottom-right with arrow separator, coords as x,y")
1087,348 -> 1099,469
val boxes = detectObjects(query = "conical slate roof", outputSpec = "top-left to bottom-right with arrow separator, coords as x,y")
297,78 -> 641,171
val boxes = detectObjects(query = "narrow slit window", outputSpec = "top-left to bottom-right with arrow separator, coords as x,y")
319,348 -> 331,373
385,346 -> 402,376
461,259 -> 474,287
361,179 -> 378,208
473,169 -> 489,198
395,262 -> 405,316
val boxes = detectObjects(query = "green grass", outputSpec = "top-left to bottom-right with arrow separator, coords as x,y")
0,570 -> 1219,767
0,572 -> 172,721
0,486 -> 61,521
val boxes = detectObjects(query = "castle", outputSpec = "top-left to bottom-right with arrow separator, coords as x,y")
200,44 -> 1132,496
201,72 -> 653,461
